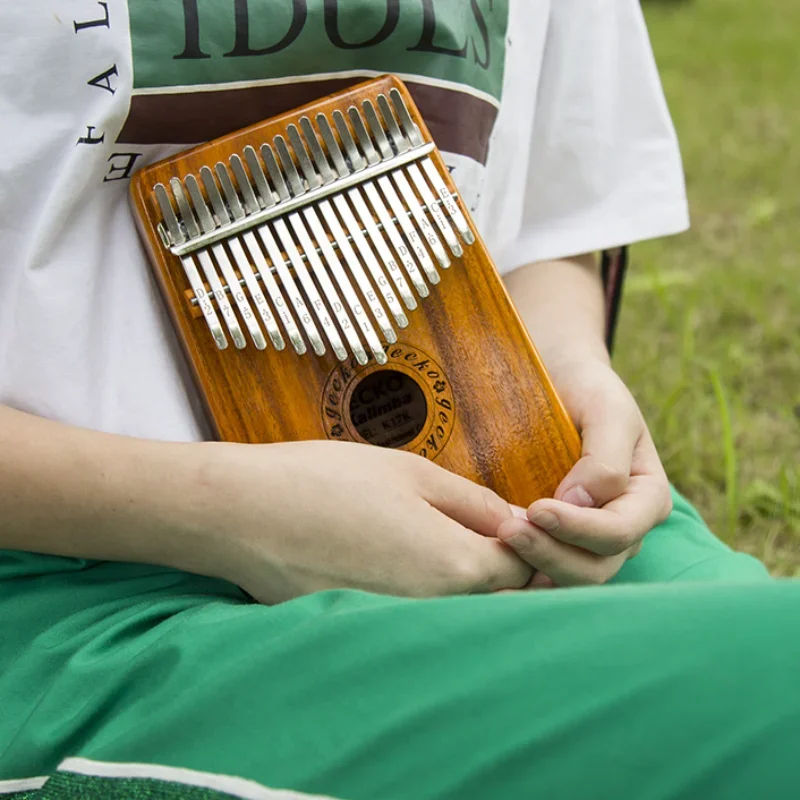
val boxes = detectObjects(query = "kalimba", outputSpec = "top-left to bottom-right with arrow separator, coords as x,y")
130,75 -> 581,507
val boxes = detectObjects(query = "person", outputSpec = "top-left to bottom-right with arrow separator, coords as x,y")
1,1 -> 797,798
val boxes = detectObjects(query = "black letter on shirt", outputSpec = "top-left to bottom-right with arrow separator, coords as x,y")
74,2 -> 110,32
324,0 -> 400,49
104,153 -> 143,182
87,64 -> 119,95
175,0 -> 211,59
225,0 -> 308,57
408,0 -> 467,58
470,0 -> 491,69
77,125 -> 105,145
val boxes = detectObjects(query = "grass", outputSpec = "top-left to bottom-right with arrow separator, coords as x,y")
616,0 -> 800,574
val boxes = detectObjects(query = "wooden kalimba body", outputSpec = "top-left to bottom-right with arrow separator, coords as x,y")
130,75 -> 581,507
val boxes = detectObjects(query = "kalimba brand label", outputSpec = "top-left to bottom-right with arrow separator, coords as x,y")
349,370 -> 427,448
321,344 -> 455,460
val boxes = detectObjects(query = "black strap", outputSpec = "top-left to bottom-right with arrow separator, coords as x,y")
601,246 -> 629,356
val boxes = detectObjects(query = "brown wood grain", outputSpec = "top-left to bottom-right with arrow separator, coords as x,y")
129,75 -> 581,507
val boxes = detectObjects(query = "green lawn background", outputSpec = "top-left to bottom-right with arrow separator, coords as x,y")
619,0 -> 800,574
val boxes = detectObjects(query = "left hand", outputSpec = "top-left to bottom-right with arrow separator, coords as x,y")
497,354 -> 673,588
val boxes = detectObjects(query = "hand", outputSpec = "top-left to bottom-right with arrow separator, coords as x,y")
192,440 -> 533,604
497,355 -> 673,587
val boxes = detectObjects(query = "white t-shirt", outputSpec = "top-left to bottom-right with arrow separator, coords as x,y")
0,0 -> 688,442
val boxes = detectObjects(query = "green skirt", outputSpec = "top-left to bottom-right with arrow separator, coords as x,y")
2,488 -> 797,800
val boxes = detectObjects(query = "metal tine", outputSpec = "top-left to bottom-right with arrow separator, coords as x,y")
296,126 -> 417,328
347,105 -> 436,301
274,135 -> 306,198
329,106 -> 438,288
333,110 -> 366,171
317,199 -> 395,356
392,170 -> 451,270
256,219 -> 322,355
289,111 -> 395,351
305,210 -> 385,364
291,211 -> 369,365
184,174 -> 216,233
332,188 -> 408,329
361,100 -> 394,161
215,162 -> 246,221
185,174 -> 267,350
259,136 -> 326,357
376,94 -> 409,155
405,162 -> 462,257
243,148 -> 310,353
359,102 -> 451,269
227,234 -> 285,351
202,165 -> 289,352
305,110 -> 416,313
291,118 -> 370,363
229,154 -> 260,215
154,183 -> 228,350
207,164 -> 283,347
389,88 -> 424,147
275,130 -> 353,358
374,176 -> 440,285
200,166 -> 229,224
171,177 -> 246,349
374,95 -> 461,257
389,88 -> 475,244
348,188 -> 417,312
300,116 -> 337,185
318,111 -> 429,299
170,176 -> 200,240
362,180 -> 429,298
244,145 -> 274,207
420,157 -> 475,245
316,113 -> 350,178
242,231 -> 304,354
292,116 -> 380,363
274,217 -> 347,361
286,124 -> 322,190
348,107 -> 381,166
322,108 -> 409,326
261,144 -> 291,202
154,183 -> 185,245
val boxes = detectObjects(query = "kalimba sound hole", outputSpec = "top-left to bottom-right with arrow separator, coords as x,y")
348,369 -> 428,448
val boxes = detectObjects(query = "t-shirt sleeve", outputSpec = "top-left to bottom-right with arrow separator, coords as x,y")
495,0 -> 690,274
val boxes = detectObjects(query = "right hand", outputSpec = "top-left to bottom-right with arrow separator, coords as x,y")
189,440 -> 533,604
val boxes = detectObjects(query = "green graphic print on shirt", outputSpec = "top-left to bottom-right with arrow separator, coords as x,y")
122,0 -> 509,164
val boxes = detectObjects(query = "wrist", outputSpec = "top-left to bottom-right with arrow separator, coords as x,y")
536,338 -> 611,375
126,439 -> 250,581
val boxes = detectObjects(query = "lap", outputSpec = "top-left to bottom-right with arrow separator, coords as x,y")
0,550 -> 795,799
613,486 -> 769,583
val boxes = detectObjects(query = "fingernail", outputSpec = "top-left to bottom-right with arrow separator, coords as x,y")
500,522 -> 534,546
511,505 -> 528,520
562,485 -> 595,508
529,510 -> 559,532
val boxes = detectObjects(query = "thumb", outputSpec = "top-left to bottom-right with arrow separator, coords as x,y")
415,461 -> 515,537
555,392 -> 641,509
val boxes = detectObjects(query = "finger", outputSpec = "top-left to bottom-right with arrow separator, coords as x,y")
527,571 -> 557,590
496,571 -> 556,593
526,474 -> 672,556
471,537 -> 536,593
497,518 -> 626,587
416,460 -> 514,537
527,436 -> 672,556
428,509 -> 533,593
556,388 -> 642,509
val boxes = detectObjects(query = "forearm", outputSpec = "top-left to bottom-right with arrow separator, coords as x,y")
0,405 -> 221,575
504,254 -> 610,370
